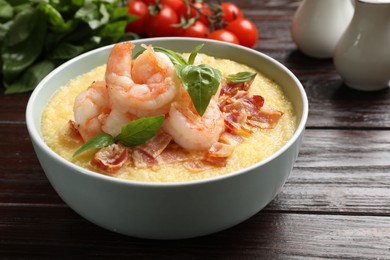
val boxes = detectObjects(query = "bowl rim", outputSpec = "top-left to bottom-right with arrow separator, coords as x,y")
26,37 -> 308,188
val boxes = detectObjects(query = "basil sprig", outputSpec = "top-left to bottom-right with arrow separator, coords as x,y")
73,115 -> 164,157
152,44 -> 222,116
179,64 -> 222,116
226,72 -> 257,84
73,133 -> 115,157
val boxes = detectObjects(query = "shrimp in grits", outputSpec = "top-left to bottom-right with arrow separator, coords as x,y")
42,42 -> 293,182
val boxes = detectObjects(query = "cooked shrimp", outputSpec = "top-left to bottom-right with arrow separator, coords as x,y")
162,89 -> 225,151
73,80 -> 110,141
105,42 -> 179,117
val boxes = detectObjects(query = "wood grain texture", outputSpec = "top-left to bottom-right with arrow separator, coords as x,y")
1,0 -> 390,258
2,207 -> 390,259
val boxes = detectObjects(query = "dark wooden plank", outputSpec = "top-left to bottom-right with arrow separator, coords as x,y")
267,129 -> 390,214
303,77 -> 390,129
0,91 -> 30,123
269,166 -> 390,215
0,123 -> 63,205
296,129 -> 390,168
1,206 -> 389,259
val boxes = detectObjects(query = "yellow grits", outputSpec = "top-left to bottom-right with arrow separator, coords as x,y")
41,53 -> 296,183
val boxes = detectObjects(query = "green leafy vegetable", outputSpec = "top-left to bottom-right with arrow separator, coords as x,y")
226,71 -> 257,84
115,115 -> 165,147
73,133 -> 115,157
1,0 -> 138,94
0,0 -> 13,22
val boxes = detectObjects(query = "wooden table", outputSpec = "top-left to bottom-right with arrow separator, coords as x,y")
1,0 -> 390,258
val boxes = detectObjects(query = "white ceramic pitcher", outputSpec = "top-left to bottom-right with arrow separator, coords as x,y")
291,0 -> 354,58
334,0 -> 390,91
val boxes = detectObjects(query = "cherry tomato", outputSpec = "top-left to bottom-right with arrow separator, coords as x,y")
225,18 -> 258,48
208,29 -> 240,45
141,0 -> 155,5
126,0 -> 149,34
222,2 -> 244,22
160,0 -> 183,13
143,5 -> 179,37
179,2 -> 211,26
178,21 -> 209,38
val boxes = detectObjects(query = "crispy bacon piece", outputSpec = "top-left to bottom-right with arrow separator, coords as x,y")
220,78 -> 254,96
224,110 -> 252,137
204,142 -> 235,167
137,131 -> 172,158
157,144 -> 190,165
247,107 -> 284,129
132,149 -> 159,168
219,78 -> 283,137
92,144 -> 129,173
242,95 -> 264,115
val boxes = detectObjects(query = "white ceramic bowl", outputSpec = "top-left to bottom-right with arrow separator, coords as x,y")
26,37 -> 308,239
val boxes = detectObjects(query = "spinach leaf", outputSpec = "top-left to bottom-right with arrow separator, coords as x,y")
1,7 -> 47,83
0,0 -> 13,22
1,0 -> 136,94
4,60 -> 56,94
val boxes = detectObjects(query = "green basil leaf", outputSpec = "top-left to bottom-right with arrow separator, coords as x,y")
152,46 -> 188,66
226,71 -> 257,84
179,64 -> 222,116
73,133 -> 115,157
187,44 -> 204,65
115,115 -> 164,147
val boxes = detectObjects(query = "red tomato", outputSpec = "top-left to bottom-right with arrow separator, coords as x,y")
208,29 -> 240,45
143,5 -> 179,37
178,21 -> 209,38
141,0 -> 155,5
126,0 -> 149,34
221,2 -> 244,22
160,0 -> 183,13
179,2 -> 211,26
225,18 -> 258,48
